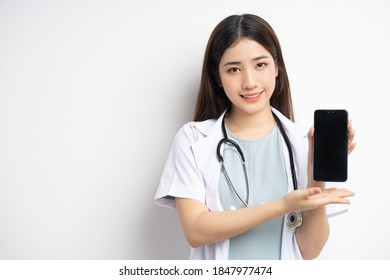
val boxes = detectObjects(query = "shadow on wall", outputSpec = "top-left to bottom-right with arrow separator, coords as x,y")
140,203 -> 189,259
134,79 -> 199,260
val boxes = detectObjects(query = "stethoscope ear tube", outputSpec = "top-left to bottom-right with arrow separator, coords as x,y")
217,138 -> 246,164
216,140 -> 224,163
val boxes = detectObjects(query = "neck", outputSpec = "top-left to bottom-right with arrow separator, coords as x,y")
225,107 -> 275,140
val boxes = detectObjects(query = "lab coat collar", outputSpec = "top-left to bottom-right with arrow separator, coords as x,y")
190,109 -> 227,137
191,107 -> 307,140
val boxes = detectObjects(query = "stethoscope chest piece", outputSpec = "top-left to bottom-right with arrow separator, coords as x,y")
286,211 -> 303,230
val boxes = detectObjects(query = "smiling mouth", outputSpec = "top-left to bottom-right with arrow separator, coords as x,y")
241,91 -> 262,101
242,93 -> 260,99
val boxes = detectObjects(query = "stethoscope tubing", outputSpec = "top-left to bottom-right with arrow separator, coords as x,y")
219,160 -> 249,207
217,110 -> 298,193
217,109 -> 302,229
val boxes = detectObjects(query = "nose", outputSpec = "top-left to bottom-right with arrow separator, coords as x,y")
241,69 -> 257,90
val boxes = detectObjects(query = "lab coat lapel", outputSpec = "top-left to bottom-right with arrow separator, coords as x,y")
190,113 -> 225,211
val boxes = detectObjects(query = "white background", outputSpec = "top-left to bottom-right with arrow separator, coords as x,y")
0,0 -> 389,259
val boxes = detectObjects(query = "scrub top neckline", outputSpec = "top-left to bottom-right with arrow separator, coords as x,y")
225,123 -> 277,144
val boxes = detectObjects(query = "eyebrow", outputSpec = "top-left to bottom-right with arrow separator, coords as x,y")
222,55 -> 270,67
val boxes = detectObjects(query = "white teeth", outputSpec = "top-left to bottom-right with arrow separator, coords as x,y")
243,93 -> 260,99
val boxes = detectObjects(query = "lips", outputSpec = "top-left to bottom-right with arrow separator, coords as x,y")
240,91 -> 262,102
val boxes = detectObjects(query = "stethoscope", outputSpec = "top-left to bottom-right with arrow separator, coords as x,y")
216,110 -> 302,230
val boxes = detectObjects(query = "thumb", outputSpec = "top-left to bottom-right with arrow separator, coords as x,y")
307,126 -> 314,159
294,187 -> 321,199
306,187 -> 322,196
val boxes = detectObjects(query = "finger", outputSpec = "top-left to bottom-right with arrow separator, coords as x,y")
322,188 -> 355,199
306,194 -> 352,206
324,187 -> 354,194
328,198 -> 352,204
307,126 -> 314,168
347,121 -> 356,155
348,120 -> 355,136
347,120 -> 354,132
348,142 -> 357,155
320,187 -> 338,194
307,127 -> 314,153
339,189 -> 355,198
309,188 -> 354,202
307,126 -> 314,138
348,131 -> 355,145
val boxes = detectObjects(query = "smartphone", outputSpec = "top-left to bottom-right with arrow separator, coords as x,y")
313,109 -> 348,182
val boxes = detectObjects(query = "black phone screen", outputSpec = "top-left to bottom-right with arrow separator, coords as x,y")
313,110 -> 348,182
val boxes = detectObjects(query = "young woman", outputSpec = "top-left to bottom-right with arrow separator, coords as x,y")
155,14 -> 356,260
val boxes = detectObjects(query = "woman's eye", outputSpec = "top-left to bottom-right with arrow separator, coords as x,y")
256,63 -> 265,68
228,67 -> 240,73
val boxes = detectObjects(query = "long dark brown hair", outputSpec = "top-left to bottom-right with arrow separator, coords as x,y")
193,14 -> 294,122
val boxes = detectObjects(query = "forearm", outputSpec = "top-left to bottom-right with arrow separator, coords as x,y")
176,198 -> 286,248
295,205 -> 330,259
176,186 -> 351,250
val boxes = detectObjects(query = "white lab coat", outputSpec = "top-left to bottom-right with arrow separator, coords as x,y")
154,107 -> 347,259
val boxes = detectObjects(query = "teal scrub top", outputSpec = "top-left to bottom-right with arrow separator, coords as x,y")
218,124 -> 288,259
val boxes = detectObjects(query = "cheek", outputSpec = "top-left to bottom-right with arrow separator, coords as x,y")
220,76 -> 235,92
268,77 -> 277,95
265,71 -> 278,87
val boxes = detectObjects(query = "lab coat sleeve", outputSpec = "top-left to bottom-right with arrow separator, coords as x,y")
154,124 -> 206,209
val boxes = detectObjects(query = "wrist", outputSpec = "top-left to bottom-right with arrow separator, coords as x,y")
275,197 -> 291,216
307,179 -> 326,190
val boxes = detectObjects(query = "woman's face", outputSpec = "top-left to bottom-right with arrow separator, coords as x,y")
218,38 -> 278,117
